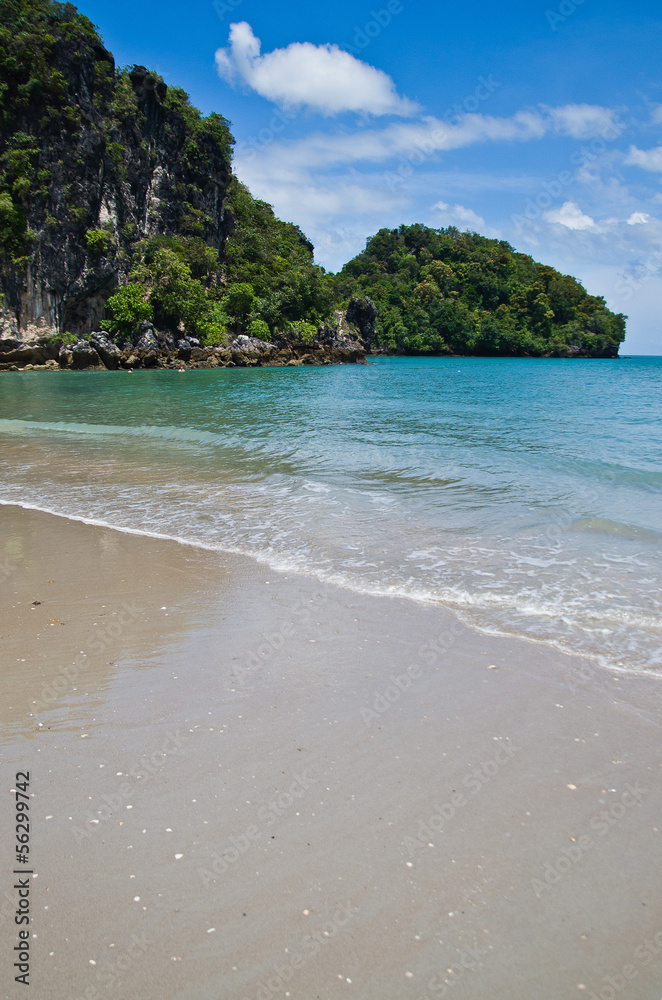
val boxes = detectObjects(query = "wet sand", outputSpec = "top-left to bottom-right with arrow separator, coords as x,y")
1,504 -> 661,1000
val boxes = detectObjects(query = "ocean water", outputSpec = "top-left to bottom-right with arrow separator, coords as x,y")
1,356 -> 661,674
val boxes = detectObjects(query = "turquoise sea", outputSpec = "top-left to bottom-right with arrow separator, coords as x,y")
1,356 -> 661,674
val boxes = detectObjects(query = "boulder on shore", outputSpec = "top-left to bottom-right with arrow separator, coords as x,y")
71,341 -> 101,369
134,322 -> 160,362
90,332 -> 121,369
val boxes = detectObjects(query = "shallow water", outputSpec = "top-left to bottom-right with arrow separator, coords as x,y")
1,355 -> 661,673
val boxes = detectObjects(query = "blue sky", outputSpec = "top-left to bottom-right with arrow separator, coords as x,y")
80,0 -> 662,353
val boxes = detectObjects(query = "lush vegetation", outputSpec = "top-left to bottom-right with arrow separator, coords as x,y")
336,225 -> 626,356
0,0 -> 626,356
103,212 -> 335,343
219,178 -> 335,335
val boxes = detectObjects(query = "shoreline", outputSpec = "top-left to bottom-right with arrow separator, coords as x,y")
0,335 -> 367,373
0,350 -> 628,373
3,503 -> 662,999
1,498 -> 656,683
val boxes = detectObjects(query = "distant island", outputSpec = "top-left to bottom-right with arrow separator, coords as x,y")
0,0 -> 626,370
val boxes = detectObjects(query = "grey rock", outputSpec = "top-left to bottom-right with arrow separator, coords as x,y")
90,331 -> 121,369
156,330 -> 176,351
58,344 -> 73,367
177,336 -> 195,360
0,338 -> 22,352
134,330 -> 159,355
230,335 -> 276,354
346,297 -> 377,344
71,341 -> 101,369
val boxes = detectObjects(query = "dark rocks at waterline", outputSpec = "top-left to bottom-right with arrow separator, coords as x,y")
90,332 -> 121,369
230,335 -> 277,358
134,324 -> 160,359
0,338 -> 61,368
176,336 -> 199,361
0,332 -> 367,372
71,341 -> 102,369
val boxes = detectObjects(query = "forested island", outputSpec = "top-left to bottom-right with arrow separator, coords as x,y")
0,0 -> 626,370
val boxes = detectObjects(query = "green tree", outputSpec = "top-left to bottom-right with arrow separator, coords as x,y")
143,248 -> 207,333
249,318 -> 271,341
85,228 -> 114,255
222,282 -> 255,326
103,282 -> 152,335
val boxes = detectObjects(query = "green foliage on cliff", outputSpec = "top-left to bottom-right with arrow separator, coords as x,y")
249,318 -> 271,341
222,177 -> 334,332
104,282 -> 152,336
0,0 -> 331,338
290,320 -> 317,346
120,235 -> 220,338
85,227 -> 114,255
336,225 -> 626,356
0,190 -> 32,266
0,0 -> 99,126
163,87 -> 234,165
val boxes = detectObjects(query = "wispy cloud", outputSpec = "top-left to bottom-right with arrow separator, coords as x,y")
215,22 -> 419,116
625,144 -> 662,171
236,111 -> 551,177
545,103 -> 621,139
236,104 -> 621,177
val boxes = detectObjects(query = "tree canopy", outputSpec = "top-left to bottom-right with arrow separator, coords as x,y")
335,224 -> 626,356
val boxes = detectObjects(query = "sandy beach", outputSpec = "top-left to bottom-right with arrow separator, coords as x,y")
1,503 -> 661,1000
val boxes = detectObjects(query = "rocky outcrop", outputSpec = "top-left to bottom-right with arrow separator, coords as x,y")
90,332 -> 121,369
70,341 -> 102,370
345,298 -> 377,346
547,343 -> 619,359
0,337 -> 60,367
229,334 -> 277,358
133,325 -> 160,365
0,327 -> 367,372
176,336 -> 198,361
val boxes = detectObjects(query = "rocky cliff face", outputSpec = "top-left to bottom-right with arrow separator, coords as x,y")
0,7 -> 231,340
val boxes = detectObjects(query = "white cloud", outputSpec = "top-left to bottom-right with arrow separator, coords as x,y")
236,111 -> 551,180
650,105 -> 662,125
625,144 -> 662,171
257,181 -> 398,223
543,201 -> 595,230
432,200 -> 486,231
215,22 -> 418,116
545,104 -> 620,139
627,211 -> 651,225
236,103 -> 623,181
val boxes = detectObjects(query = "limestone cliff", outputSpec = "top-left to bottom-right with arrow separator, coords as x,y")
0,0 -> 232,338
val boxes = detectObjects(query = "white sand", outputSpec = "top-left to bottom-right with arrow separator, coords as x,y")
2,504 -> 662,1000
